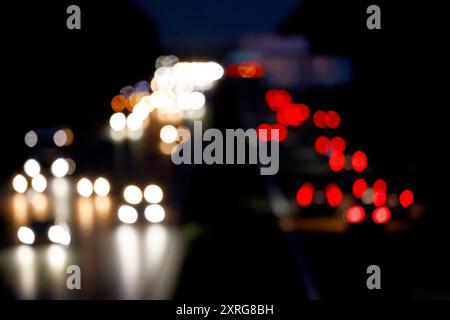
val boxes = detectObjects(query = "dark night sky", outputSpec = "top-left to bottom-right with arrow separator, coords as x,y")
133,0 -> 298,48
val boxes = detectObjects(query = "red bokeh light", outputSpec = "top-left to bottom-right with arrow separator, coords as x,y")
352,178 -> 368,198
372,191 -> 387,207
227,62 -> 264,78
297,104 -> 311,122
352,151 -> 367,172
330,136 -> 346,153
276,103 -> 310,126
313,110 -> 327,128
325,111 -> 341,129
372,206 -> 391,224
296,183 -> 315,207
271,124 -> 288,142
276,106 -> 299,126
276,109 -> 290,126
265,90 -> 292,112
373,179 -> 387,193
399,190 -> 414,207
329,151 -> 345,172
314,136 -> 330,155
237,61 -> 264,78
325,183 -> 343,207
346,206 -> 366,223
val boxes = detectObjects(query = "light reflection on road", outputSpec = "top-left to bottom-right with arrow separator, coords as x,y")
1,186 -> 185,299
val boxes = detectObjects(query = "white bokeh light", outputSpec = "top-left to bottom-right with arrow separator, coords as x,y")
23,159 -> 41,178
12,174 -> 28,193
109,112 -> 127,131
144,184 -> 163,204
149,90 -> 176,110
53,129 -> 68,147
118,205 -> 138,224
176,92 -> 205,110
24,130 -> 38,148
126,112 -> 144,131
48,224 -> 71,245
51,158 -> 69,178
133,100 -> 152,121
31,174 -> 47,193
144,204 -> 165,223
77,178 -> 93,197
123,185 -> 143,205
18,226 -> 35,245
93,177 -> 110,197
160,125 -> 178,143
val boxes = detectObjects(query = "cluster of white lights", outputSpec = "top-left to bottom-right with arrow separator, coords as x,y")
149,59 -> 223,116
123,184 -> 163,205
17,223 -> 71,246
24,128 -> 74,148
117,184 -> 165,224
117,204 -> 166,224
109,56 -> 223,139
109,111 -> 148,142
12,157 -> 76,194
12,168 -> 47,194
77,177 -> 110,197
152,60 -> 224,92
13,159 -> 44,193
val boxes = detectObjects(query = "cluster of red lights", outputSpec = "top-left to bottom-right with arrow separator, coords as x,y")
314,136 -> 346,155
314,136 -> 367,173
346,206 -> 391,224
277,104 -> 310,126
265,89 -> 292,111
265,89 -> 310,127
347,177 -> 414,223
256,89 -> 311,143
226,61 -> 264,79
295,180 -> 414,219
296,182 -> 343,208
259,87 -> 416,226
313,110 -> 341,129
